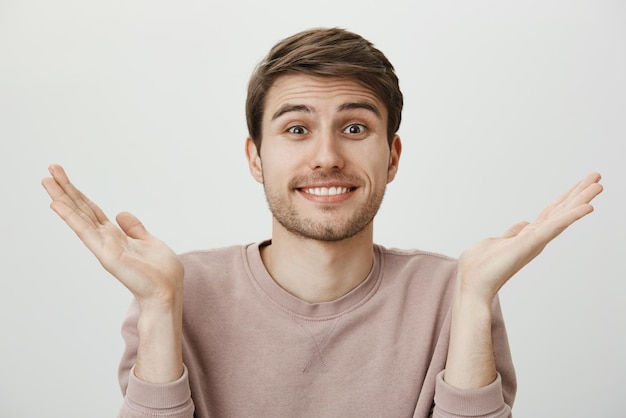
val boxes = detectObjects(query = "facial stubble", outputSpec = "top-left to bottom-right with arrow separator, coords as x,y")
262,173 -> 387,242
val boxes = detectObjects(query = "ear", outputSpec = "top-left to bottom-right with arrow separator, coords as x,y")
386,135 -> 402,183
245,137 -> 264,184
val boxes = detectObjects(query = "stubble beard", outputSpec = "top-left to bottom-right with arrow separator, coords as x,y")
262,175 -> 386,242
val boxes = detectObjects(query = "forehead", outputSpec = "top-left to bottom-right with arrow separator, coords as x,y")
264,74 -> 386,117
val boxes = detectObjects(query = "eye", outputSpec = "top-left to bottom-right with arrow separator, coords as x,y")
343,124 -> 366,135
287,125 -> 309,135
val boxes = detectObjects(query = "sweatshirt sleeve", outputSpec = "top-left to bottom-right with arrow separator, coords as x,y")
432,296 -> 516,418
118,366 -> 195,417
117,300 -> 195,418
432,372 -> 511,418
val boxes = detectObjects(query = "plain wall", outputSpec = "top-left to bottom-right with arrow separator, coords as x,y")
1,0 -> 624,416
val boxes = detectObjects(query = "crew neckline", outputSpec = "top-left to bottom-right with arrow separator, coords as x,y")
245,241 -> 383,319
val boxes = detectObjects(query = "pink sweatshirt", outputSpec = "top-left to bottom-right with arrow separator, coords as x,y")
118,242 -> 516,417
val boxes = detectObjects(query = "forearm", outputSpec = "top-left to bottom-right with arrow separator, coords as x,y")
118,297 -> 194,418
444,283 -> 497,389
134,298 -> 184,383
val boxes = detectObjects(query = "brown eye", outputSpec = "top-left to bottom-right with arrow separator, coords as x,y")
343,124 -> 366,135
287,125 -> 309,135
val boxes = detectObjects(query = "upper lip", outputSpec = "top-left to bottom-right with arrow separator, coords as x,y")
296,181 -> 357,190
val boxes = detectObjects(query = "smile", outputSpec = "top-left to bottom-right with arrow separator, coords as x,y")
303,187 -> 353,196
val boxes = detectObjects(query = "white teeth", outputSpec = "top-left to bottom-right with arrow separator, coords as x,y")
305,187 -> 349,196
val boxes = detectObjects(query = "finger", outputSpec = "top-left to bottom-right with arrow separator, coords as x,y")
116,212 -> 150,240
536,173 -> 602,221
564,181 -> 603,210
45,164 -> 82,206
45,164 -> 109,224
45,190 -> 111,254
545,178 -> 602,222
42,176 -> 96,230
555,195 -> 597,230
558,172 -> 601,209
533,196 -> 597,245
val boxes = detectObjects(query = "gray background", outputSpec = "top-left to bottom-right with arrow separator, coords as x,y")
1,0 -> 624,416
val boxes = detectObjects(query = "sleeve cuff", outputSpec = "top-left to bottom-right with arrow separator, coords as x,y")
125,365 -> 192,409
434,370 -> 509,416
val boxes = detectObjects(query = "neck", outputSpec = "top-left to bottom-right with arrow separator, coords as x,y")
260,221 -> 375,303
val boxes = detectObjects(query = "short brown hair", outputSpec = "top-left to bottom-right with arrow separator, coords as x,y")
246,27 -> 403,150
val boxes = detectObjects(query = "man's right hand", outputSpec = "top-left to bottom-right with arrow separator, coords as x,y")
42,164 -> 184,306
42,164 -> 184,382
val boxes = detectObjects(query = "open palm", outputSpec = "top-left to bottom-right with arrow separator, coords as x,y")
42,165 -> 183,306
457,172 -> 603,302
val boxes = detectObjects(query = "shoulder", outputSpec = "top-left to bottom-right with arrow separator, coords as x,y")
178,245 -> 247,268
375,245 -> 458,297
376,245 -> 457,272
177,244 -> 253,290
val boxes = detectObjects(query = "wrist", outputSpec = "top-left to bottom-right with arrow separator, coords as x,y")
136,300 -> 183,337
455,268 -> 500,307
450,286 -> 493,336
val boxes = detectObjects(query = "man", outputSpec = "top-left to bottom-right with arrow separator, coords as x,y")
42,28 -> 602,417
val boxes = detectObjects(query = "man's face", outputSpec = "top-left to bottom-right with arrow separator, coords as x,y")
246,74 -> 401,242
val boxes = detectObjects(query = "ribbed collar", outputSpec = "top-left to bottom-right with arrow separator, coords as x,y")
245,240 -> 383,319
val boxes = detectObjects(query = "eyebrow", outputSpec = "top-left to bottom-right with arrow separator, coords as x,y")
271,104 -> 313,120
271,101 -> 382,121
336,102 -> 382,119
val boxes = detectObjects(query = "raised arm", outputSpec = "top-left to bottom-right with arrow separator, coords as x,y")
440,173 -> 603,413
42,164 -> 184,384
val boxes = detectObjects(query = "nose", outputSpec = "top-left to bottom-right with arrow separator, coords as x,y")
308,129 -> 345,171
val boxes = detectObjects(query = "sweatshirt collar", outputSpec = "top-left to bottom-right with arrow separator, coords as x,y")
245,240 -> 383,319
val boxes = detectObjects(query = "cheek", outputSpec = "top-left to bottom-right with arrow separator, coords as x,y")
259,154 -> 293,184
361,150 -> 392,182
261,143 -> 306,171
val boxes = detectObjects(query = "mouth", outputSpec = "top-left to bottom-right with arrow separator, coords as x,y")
295,182 -> 359,204
290,173 -> 361,203
300,186 -> 356,196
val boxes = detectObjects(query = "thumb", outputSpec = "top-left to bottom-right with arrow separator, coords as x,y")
501,221 -> 530,238
116,212 -> 150,240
